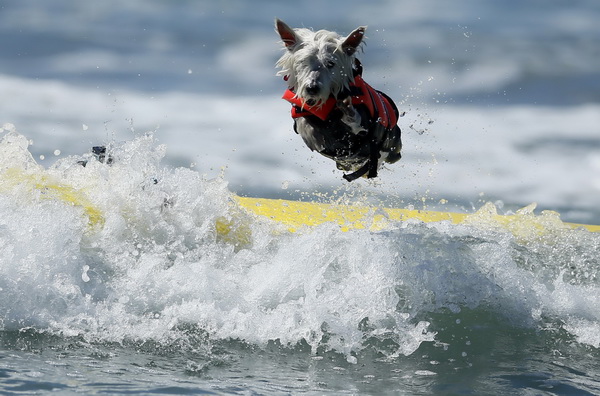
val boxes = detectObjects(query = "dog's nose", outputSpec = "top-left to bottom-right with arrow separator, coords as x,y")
305,83 -> 319,95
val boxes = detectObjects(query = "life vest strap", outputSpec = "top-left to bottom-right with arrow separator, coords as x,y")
342,138 -> 381,181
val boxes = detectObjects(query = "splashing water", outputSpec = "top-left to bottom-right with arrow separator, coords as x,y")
1,126 -> 600,367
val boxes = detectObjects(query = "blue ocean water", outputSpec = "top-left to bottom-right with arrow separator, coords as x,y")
1,0 -> 600,394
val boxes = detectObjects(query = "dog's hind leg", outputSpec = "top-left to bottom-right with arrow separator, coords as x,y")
381,125 -> 402,164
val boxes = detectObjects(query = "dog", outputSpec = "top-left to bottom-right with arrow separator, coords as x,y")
275,19 -> 402,182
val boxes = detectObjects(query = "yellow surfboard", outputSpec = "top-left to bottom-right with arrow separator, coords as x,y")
234,196 -> 600,235
2,167 -> 599,240
0,168 -> 105,228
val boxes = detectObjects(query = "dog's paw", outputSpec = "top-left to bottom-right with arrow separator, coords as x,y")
381,126 -> 403,164
338,98 -> 365,135
339,97 -> 354,113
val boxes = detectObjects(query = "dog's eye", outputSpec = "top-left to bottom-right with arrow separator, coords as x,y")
325,60 -> 336,69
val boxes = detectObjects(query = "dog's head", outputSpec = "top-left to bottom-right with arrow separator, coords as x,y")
275,19 -> 366,107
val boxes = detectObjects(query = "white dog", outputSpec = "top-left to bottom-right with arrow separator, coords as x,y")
275,19 -> 402,181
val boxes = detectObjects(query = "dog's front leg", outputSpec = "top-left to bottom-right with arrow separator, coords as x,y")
294,118 -> 326,153
338,97 -> 365,135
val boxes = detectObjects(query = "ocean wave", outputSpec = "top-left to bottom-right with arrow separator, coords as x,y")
1,128 -> 599,363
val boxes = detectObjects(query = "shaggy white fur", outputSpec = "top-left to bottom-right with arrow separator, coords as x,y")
275,20 -> 365,107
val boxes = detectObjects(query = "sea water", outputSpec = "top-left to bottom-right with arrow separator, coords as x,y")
1,0 -> 600,394
2,128 -> 600,395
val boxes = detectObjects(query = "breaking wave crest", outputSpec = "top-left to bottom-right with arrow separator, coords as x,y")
1,126 -> 599,363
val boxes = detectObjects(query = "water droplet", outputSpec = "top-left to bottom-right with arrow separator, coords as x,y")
81,265 -> 90,283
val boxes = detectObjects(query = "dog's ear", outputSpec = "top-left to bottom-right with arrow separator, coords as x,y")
275,18 -> 299,50
341,26 -> 367,56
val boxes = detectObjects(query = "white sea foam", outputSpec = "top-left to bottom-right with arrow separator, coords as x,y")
1,129 -> 599,360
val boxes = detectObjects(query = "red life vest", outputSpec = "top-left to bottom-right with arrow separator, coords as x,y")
282,74 -> 398,130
